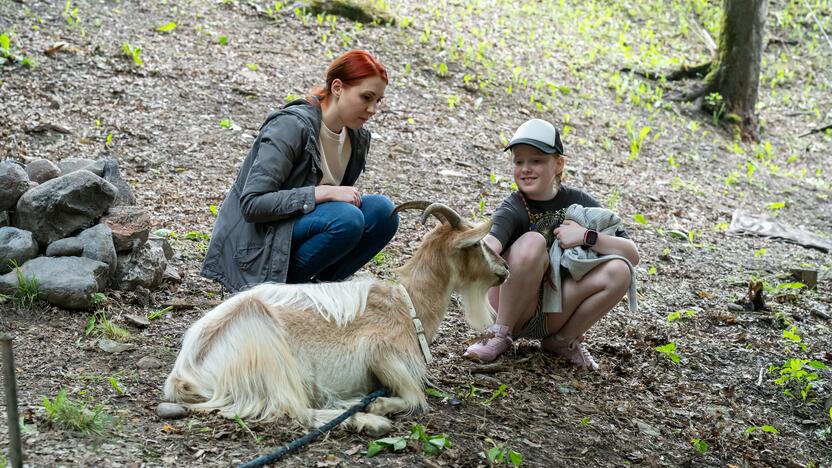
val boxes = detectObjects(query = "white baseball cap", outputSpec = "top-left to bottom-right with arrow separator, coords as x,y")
504,119 -> 564,155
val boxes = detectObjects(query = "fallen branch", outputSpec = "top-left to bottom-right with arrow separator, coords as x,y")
798,123 -> 832,137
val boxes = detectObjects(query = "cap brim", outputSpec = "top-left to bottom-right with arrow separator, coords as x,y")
504,138 -> 562,155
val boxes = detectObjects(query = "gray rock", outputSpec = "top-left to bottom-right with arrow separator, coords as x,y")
13,170 -> 117,245
133,285 -> 152,307
148,236 -> 174,261
114,241 -> 168,291
0,211 -> 8,227
101,206 -> 151,253
98,338 -> 136,354
634,418 -> 661,437
0,161 -> 30,211
156,402 -> 189,420
0,227 -> 39,274
162,264 -> 181,283
100,158 -> 136,206
136,356 -> 163,369
57,157 -> 104,176
25,159 -> 61,184
78,223 -> 117,277
45,237 -> 84,257
0,256 -> 109,310
125,314 -> 150,328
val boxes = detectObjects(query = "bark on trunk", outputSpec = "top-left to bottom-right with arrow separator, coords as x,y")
707,0 -> 767,141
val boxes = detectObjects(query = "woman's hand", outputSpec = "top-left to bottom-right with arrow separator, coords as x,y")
314,186 -> 362,206
553,220 -> 586,249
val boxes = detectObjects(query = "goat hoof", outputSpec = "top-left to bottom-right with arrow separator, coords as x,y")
362,420 -> 392,437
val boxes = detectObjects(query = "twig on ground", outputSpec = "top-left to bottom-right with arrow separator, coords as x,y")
798,123 -> 832,137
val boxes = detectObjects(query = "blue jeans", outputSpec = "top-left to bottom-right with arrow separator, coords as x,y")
287,194 -> 399,283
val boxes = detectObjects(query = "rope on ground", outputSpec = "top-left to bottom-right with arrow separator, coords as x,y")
237,388 -> 390,468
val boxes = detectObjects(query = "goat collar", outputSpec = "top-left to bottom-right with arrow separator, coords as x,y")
396,284 -> 433,364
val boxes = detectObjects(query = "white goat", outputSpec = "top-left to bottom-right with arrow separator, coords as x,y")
163,202 -> 509,435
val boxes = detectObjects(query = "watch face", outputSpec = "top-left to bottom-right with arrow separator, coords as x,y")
586,230 -> 598,246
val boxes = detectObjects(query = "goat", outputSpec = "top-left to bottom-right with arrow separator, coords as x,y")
163,202 -> 509,435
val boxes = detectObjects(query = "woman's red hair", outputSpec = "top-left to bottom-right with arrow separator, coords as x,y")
308,50 -> 388,105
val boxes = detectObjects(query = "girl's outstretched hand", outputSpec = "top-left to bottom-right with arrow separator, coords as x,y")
553,220 -> 586,249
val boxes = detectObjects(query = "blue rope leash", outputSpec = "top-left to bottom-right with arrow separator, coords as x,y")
238,388 -> 390,468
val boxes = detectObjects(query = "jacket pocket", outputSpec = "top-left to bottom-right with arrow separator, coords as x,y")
234,245 -> 268,272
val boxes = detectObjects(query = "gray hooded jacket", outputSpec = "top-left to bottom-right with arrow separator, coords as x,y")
201,100 -> 371,292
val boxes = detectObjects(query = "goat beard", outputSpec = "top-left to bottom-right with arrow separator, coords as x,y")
458,282 -> 495,331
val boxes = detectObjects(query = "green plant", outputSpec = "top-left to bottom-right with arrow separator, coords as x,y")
121,43 -> 143,66
628,124 -> 651,161
482,383 -> 508,406
483,437 -> 523,466
607,187 -> 620,211
745,425 -> 779,435
10,260 -> 38,308
447,95 -> 460,109
234,415 -> 263,445
219,118 -> 239,130
704,92 -> 725,124
87,310 -> 130,341
366,424 -> 452,457
769,357 -> 827,400
155,21 -> 177,33
147,306 -> 173,321
42,389 -> 112,434
782,325 -> 807,351
691,438 -> 709,454
666,309 -> 694,323
266,1 -> 284,18
63,0 -> 79,26
371,251 -> 387,266
218,35 -> 229,45
655,342 -> 680,364
0,32 -> 33,67
633,213 -> 648,225
108,376 -> 125,396
766,201 -> 785,215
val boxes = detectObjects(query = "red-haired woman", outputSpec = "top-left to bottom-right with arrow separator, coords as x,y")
202,50 -> 398,291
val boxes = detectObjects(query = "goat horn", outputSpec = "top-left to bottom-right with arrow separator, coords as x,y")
421,203 -> 463,228
393,201 -> 447,224
393,201 -> 462,227
393,201 -> 432,215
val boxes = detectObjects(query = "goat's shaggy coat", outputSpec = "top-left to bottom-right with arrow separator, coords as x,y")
164,203 -> 508,434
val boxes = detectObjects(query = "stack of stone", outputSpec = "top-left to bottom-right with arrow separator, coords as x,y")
0,158 -> 176,309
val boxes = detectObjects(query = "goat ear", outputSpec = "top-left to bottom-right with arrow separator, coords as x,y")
453,219 -> 492,249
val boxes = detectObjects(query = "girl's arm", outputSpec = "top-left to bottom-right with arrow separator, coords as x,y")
554,220 -> 640,266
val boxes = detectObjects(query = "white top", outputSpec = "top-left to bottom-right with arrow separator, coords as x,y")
317,121 -> 352,186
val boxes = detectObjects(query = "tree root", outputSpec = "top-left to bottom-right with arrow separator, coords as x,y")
620,62 -> 711,82
667,82 -> 715,102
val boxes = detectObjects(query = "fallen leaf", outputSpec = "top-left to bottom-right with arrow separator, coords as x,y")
44,42 -> 68,56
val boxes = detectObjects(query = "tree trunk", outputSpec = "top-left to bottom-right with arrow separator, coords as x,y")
707,0 -> 767,141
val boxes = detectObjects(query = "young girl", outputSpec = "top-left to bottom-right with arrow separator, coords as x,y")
202,50 -> 399,292
464,119 -> 639,370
